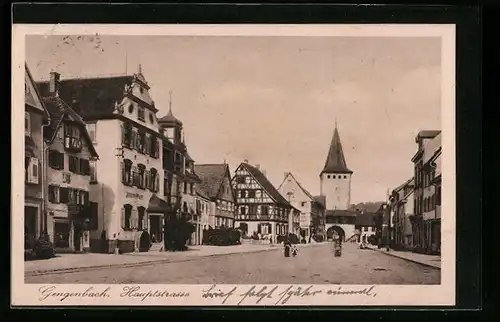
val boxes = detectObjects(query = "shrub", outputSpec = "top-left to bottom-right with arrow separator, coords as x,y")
203,227 -> 241,246
33,234 -> 55,259
288,233 -> 299,244
164,215 -> 195,251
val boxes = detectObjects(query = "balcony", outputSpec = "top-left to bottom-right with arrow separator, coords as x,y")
64,136 -> 82,153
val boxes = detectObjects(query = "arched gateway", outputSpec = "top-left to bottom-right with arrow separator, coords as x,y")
327,225 -> 346,242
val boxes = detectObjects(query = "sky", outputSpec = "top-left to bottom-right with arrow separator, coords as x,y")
26,35 -> 441,204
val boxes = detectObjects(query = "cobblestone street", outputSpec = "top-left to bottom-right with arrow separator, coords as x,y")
25,243 -> 440,284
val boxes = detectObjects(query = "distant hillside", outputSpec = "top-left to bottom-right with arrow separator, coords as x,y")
348,201 -> 385,213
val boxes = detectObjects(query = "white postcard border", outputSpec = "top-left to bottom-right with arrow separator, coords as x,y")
12,24 -> 456,307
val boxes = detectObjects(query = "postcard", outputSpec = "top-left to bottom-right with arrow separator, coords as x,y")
12,23 -> 456,306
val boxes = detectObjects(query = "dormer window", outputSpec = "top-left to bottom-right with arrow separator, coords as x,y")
138,106 -> 145,122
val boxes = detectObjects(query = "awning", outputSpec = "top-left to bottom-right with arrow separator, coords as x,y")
147,194 -> 169,213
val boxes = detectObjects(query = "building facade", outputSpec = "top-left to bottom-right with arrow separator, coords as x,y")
320,123 -> 357,242
24,64 -> 50,250
39,72 -> 99,253
159,103 -> 204,245
410,130 -> 441,254
38,66 -> 165,254
232,162 -> 298,243
278,172 -> 325,242
194,163 -> 236,230
389,178 -> 415,250
354,212 -> 377,244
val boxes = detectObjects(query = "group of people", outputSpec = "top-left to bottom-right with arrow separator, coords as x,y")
282,237 -> 299,257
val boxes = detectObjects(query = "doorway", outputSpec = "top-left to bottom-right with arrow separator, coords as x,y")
149,215 -> 163,243
73,223 -> 82,252
24,206 -> 38,249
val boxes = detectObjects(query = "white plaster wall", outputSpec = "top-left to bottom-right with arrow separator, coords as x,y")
320,173 -> 352,211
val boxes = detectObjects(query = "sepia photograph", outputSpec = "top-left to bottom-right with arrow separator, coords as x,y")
12,24 -> 456,306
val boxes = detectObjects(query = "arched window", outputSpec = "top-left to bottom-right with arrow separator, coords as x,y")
149,168 -> 158,192
137,164 -> 146,189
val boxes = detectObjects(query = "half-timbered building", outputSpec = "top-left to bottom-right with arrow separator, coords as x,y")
38,71 -> 99,253
232,162 -> 299,243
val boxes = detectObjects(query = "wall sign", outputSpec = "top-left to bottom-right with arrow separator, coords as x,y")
126,192 -> 144,200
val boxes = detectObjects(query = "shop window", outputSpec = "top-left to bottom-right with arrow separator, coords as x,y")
53,221 -> 71,249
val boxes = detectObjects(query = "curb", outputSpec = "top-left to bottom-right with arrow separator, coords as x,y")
25,246 -> 280,277
366,247 -> 441,270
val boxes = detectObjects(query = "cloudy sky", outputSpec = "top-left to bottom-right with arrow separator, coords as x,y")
26,35 -> 441,203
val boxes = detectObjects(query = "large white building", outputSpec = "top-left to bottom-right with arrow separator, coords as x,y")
38,66 -> 165,253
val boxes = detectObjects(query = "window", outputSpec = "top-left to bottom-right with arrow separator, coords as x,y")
86,123 -> 96,143
136,130 -> 145,152
122,159 -> 133,186
333,175 -> 336,179
25,112 -> 31,137
240,206 -> 246,215
138,207 -> 145,230
245,176 -> 251,184
138,107 -> 145,121
128,103 -> 134,114
301,201 -> 307,207
123,205 -> 133,230
190,183 -> 194,194
237,176 -> 245,184
137,164 -> 146,189
149,112 -> 154,124
344,175 -> 347,179
256,190 -> 262,198
48,185 -> 60,203
240,190 -> 245,199
26,157 -> 39,184
327,175 -> 331,179
150,168 -> 158,192
64,123 -> 82,151
48,150 -> 65,170
90,160 -> 97,183
122,123 -> 133,147
248,190 -> 255,198
53,221 -> 71,248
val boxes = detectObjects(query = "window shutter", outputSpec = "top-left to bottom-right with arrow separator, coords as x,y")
121,124 -> 125,145
60,187 -> 69,204
121,208 -> 125,229
121,162 -> 126,184
155,139 -> 160,158
48,186 -> 54,203
144,170 -> 150,190
31,157 -> 39,184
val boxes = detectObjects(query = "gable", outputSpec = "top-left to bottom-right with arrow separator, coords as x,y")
25,66 -> 45,113
130,81 -> 154,107
278,176 -> 309,203
217,170 -> 235,203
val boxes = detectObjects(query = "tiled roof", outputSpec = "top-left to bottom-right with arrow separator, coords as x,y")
355,212 -> 377,226
392,177 -> 414,194
325,209 -> 358,217
196,188 -> 211,201
42,96 -> 98,158
37,75 -> 134,121
321,125 -> 353,174
158,108 -> 182,125
194,164 -> 229,199
241,163 -> 290,206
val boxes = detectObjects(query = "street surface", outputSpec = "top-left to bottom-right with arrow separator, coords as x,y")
25,243 -> 440,284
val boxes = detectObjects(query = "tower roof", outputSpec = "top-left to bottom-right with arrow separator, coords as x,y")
321,123 -> 353,174
158,91 -> 183,126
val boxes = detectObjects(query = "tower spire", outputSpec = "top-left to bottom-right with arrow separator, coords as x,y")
321,122 -> 353,175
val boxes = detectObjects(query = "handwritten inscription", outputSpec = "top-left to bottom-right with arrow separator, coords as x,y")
200,284 -> 377,305
38,285 -> 111,302
121,286 -> 190,302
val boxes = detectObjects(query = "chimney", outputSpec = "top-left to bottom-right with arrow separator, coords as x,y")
243,159 -> 249,163
49,71 -> 60,97
255,164 -> 260,170
262,169 -> 266,177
